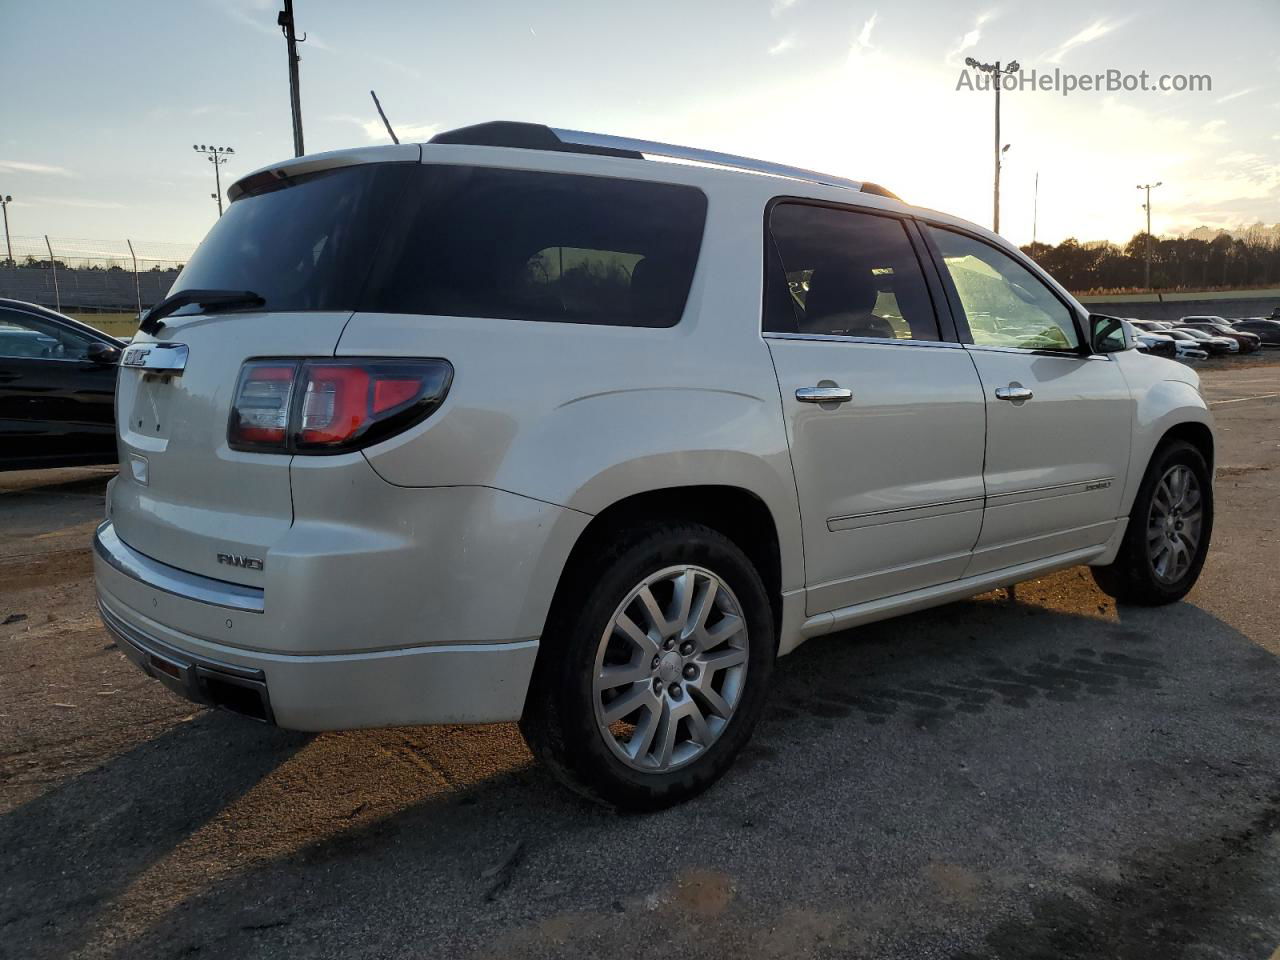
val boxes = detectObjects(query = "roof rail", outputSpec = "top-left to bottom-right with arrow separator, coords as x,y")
429,121 -> 899,198
551,127 -> 865,192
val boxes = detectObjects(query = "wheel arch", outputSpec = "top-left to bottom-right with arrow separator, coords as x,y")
540,485 -> 788,648
1119,380 -> 1215,514
1157,420 -> 1215,473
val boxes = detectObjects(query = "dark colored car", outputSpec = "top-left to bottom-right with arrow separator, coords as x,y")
1172,327 -> 1235,356
1178,319 -> 1261,353
0,298 -> 124,471
1231,317 -> 1280,347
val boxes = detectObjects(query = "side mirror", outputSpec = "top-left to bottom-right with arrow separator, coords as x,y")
87,342 -> 122,365
1087,314 -> 1134,354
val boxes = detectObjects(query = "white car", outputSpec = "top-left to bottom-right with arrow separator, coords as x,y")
1130,320 -> 1209,361
94,122 -> 1215,808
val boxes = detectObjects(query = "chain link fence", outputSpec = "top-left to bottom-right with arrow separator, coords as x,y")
0,235 -> 196,316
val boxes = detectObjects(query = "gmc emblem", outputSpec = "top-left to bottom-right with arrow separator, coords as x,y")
217,553 -> 264,571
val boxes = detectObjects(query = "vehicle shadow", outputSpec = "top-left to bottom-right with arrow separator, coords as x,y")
4,572 -> 1278,960
0,712 -> 308,960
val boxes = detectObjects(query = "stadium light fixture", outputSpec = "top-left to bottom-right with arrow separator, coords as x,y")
965,56 -> 1021,233
0,193 -> 12,264
1137,182 -> 1164,291
193,144 -> 236,217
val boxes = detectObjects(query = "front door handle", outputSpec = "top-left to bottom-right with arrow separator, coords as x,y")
796,386 -> 853,404
994,385 -> 1034,402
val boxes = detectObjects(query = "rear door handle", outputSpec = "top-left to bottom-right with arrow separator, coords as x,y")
796,386 -> 853,404
994,385 -> 1034,402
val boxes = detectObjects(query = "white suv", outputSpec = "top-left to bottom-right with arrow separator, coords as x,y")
95,122 -> 1214,808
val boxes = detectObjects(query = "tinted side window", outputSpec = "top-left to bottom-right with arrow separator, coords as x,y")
366,167 -> 707,327
927,226 -> 1080,351
173,163 -> 410,314
0,311 -> 92,360
765,203 -> 940,341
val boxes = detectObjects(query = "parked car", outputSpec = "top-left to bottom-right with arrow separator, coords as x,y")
1175,327 -> 1237,355
1230,317 -> 1280,347
1123,320 -> 1177,358
1129,321 -> 1208,361
93,122 -> 1216,809
0,298 -> 123,471
1159,328 -> 1213,360
1177,318 -> 1261,353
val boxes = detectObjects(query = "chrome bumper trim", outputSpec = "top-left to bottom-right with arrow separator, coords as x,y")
94,521 -> 265,613
99,599 -> 274,723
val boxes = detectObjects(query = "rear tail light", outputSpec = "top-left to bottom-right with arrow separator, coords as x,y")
228,358 -> 452,454
229,362 -> 298,450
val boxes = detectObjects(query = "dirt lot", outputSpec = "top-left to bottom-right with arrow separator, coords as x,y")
2,358 -> 1279,960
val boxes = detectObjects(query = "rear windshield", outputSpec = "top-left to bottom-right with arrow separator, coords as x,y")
171,163 -> 708,328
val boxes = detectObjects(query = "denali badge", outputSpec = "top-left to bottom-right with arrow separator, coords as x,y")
217,553 -> 264,571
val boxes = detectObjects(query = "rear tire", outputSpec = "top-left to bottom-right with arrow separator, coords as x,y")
519,522 -> 775,811
1091,440 -> 1213,605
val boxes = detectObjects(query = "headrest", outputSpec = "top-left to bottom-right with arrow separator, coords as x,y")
803,265 -> 879,324
631,255 -> 687,322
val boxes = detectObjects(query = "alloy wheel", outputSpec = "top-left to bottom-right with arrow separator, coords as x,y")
1146,463 -> 1203,584
592,564 -> 749,772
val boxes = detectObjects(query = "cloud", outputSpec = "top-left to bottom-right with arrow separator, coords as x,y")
224,3 -> 278,38
1195,119 -> 1229,144
768,35 -> 796,56
330,114 -> 439,143
1215,87 -> 1258,105
946,11 -> 995,65
770,0 -> 798,17
370,54 -> 423,80
27,195 -> 125,210
850,12 -> 877,58
0,160 -> 75,177
1042,17 -> 1126,65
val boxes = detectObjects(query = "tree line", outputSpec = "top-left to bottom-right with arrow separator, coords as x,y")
1021,227 -> 1280,294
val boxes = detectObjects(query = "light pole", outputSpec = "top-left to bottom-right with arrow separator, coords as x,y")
1137,181 -> 1163,291
278,0 -> 306,157
0,194 -> 12,264
965,56 -> 1019,233
1032,171 -> 1039,247
193,145 -> 235,216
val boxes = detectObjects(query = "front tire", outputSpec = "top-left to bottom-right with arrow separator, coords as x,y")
1091,439 -> 1213,605
519,522 -> 775,810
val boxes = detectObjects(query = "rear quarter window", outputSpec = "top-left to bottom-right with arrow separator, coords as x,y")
365,166 -> 707,327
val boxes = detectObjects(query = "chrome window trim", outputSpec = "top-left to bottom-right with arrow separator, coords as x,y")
763,332 -> 963,349
94,521 -> 266,613
963,343 -> 1113,361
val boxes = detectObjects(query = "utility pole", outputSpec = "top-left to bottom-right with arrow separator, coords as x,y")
278,0 -> 306,157
1137,181 -> 1163,291
0,194 -> 12,264
193,145 -> 235,216
965,56 -> 1019,233
1032,171 -> 1039,247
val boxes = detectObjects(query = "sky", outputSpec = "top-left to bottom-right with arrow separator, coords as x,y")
1,0 -> 1278,251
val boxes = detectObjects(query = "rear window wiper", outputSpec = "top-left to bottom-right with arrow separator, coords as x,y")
139,289 -> 265,335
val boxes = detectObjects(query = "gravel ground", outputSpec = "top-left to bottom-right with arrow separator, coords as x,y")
1,358 -> 1278,960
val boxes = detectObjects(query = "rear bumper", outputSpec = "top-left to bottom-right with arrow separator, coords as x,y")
94,520 -> 542,730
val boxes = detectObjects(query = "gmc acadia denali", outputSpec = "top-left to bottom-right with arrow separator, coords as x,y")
95,122 -> 1214,808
